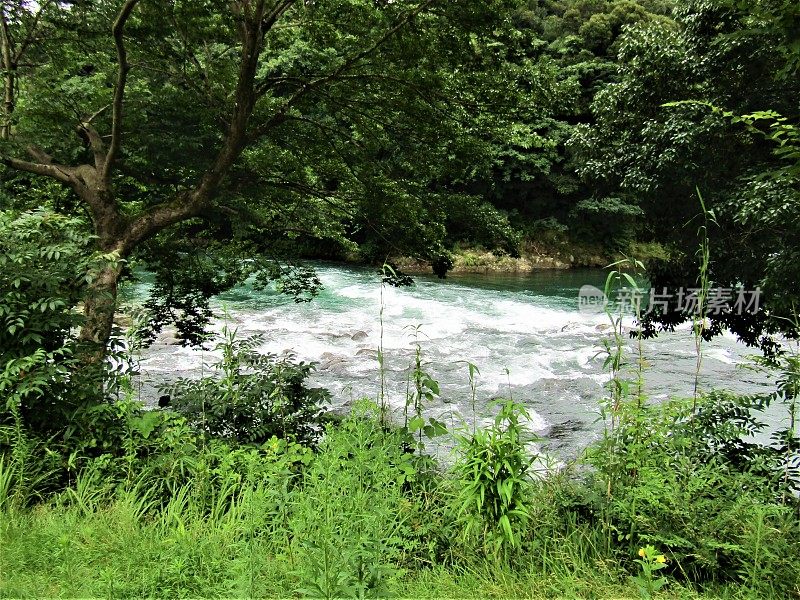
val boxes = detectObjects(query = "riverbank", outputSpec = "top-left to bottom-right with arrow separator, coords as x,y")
391,240 -> 669,275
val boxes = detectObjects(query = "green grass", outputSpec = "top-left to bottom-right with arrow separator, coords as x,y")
1,402 -> 792,599
0,475 -> 724,599
0,499 -> 714,599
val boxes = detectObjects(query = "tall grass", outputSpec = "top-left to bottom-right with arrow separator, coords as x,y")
692,189 -> 716,405
2,394 -> 797,598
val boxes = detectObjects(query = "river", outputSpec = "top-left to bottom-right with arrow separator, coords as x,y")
132,263 -> 780,459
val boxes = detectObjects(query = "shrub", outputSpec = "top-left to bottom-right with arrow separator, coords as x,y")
452,399 -> 539,560
0,209 -> 141,497
584,392 -> 800,595
164,324 -> 330,446
0,209 -> 101,437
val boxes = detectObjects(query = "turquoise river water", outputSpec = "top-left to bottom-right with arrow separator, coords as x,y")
133,263 -> 785,459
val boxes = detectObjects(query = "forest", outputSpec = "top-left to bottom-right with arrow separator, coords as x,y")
0,0 -> 799,598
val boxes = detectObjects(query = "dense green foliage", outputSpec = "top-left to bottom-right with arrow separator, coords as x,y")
2,0 -> 798,349
1,385 -> 798,598
0,0 -> 550,345
569,0 -> 800,346
2,1 -> 800,597
164,324 -> 330,446
0,209 -> 122,452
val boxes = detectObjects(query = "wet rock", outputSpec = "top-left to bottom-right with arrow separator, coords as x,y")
516,338 -> 541,351
574,377 -> 604,399
320,356 -> 348,370
356,348 -> 378,358
158,332 -> 181,345
550,419 -> 586,437
326,332 -> 352,339
351,331 -> 369,341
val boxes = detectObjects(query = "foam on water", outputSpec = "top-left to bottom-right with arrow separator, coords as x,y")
135,263 -> 775,457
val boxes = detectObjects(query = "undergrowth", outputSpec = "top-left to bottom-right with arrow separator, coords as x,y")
1,383 -> 798,598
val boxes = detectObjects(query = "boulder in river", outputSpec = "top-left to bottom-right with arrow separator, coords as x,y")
351,331 -> 369,341
320,356 -> 348,370
158,332 -> 181,345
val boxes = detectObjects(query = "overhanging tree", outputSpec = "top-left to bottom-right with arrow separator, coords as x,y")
1,0 -> 553,351
569,0 -> 800,351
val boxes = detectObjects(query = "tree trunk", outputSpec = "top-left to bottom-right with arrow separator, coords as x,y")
0,12 -> 14,140
1,64 -> 13,139
78,260 -> 122,352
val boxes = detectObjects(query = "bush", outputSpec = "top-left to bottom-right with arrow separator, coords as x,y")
583,392 -> 800,596
164,324 -> 330,447
0,210 -> 97,434
452,399 -> 539,560
0,209 -> 144,497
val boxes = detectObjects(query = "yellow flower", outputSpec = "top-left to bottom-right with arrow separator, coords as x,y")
638,548 -> 646,558
656,555 -> 666,564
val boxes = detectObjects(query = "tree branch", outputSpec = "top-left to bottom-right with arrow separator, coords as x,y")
120,193 -> 202,253
1,155 -> 73,184
14,0 -> 53,63
121,0 -> 291,251
102,0 -> 140,182
86,104 -> 111,125
76,122 -> 107,169
192,0 -> 269,202
262,0 -> 296,32
25,144 -> 54,163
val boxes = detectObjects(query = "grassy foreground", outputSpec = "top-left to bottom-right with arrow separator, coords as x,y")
1,397 -> 797,599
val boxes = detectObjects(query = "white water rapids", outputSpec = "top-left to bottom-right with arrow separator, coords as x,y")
132,264 -> 779,458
